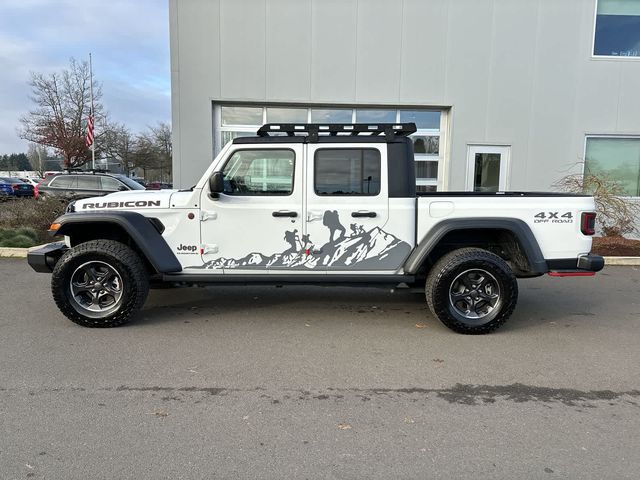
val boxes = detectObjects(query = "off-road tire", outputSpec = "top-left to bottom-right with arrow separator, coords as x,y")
425,248 -> 518,334
51,240 -> 149,327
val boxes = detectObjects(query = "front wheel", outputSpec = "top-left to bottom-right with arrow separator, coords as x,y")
425,248 -> 518,334
51,240 -> 149,327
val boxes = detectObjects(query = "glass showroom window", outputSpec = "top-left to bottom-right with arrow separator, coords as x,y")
585,137 -> 640,196
400,110 -> 441,192
216,105 -> 446,191
218,106 -> 264,147
593,0 -> 640,57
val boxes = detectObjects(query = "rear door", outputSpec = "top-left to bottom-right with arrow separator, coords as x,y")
304,144 -> 401,272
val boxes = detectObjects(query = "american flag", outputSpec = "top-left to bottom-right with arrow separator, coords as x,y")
85,113 -> 94,147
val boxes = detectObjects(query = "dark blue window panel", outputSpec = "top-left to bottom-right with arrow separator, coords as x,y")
594,14 -> 640,57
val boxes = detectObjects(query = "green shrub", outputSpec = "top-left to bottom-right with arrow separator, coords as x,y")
0,234 -> 38,248
14,227 -> 39,242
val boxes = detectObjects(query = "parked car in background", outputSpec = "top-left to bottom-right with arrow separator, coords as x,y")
0,179 -> 14,197
0,177 -> 34,197
19,177 -> 41,187
36,171 -> 145,200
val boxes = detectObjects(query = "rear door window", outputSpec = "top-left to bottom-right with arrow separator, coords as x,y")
76,176 -> 101,190
49,176 -> 76,188
314,149 -> 381,196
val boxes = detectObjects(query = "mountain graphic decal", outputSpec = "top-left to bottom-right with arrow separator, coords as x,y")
193,210 -> 411,270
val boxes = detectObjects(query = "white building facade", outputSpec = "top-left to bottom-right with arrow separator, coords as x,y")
169,0 -> 640,195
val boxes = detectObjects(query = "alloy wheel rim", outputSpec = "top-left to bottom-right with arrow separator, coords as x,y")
448,268 -> 501,320
69,261 -> 124,318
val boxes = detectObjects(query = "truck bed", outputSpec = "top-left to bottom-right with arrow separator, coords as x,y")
415,193 -> 595,262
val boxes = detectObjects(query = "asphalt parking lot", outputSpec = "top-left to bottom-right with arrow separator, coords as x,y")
1,259 -> 639,479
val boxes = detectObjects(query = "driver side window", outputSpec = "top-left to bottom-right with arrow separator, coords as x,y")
221,149 -> 295,195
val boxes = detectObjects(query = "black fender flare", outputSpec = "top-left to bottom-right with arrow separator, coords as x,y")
52,211 -> 182,273
403,217 -> 548,275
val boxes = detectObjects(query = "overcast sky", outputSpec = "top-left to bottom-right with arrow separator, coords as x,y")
0,0 -> 170,154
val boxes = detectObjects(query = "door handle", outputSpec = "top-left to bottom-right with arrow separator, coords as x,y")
351,211 -> 377,218
272,210 -> 298,218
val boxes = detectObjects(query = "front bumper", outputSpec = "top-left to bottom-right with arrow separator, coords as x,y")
27,241 -> 68,273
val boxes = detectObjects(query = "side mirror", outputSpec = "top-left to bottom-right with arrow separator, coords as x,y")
118,186 -> 128,191
208,171 -> 224,198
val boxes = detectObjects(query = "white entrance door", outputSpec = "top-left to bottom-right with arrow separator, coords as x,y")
466,145 -> 511,192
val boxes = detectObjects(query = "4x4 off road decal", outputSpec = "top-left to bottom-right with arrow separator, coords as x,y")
82,200 -> 161,209
192,210 -> 411,270
533,211 -> 574,224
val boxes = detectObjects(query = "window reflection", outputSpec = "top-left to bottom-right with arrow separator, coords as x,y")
415,161 -> 438,180
594,0 -> 640,57
355,109 -> 396,123
266,108 -> 308,123
221,106 -> 263,126
474,153 -> 501,192
585,137 -> 640,196
412,136 -> 439,155
399,110 -> 440,129
310,109 -> 353,123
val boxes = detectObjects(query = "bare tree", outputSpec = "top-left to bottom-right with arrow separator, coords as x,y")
149,122 -> 172,181
19,58 -> 104,168
101,122 -> 136,175
26,143 -> 49,176
554,171 -> 640,237
133,122 -> 172,182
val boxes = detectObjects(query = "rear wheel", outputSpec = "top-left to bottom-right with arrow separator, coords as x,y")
51,240 -> 149,327
425,248 -> 518,334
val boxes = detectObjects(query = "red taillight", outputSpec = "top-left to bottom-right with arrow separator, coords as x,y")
11,184 -> 19,190
34,184 -> 39,199
581,212 -> 596,236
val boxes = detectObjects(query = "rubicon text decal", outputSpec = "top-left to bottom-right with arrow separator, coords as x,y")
82,200 -> 161,209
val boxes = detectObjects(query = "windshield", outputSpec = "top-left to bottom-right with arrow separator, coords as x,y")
114,175 -> 145,190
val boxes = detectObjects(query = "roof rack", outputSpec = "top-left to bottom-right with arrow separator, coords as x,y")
256,123 -> 417,142
63,168 -> 111,174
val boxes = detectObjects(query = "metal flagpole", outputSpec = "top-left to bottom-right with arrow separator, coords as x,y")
89,52 -> 95,170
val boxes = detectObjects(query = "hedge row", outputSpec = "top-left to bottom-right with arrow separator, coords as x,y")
0,197 -> 67,246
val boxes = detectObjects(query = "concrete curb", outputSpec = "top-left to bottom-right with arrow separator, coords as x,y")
0,247 -> 29,258
602,256 -> 640,266
1,247 -> 639,266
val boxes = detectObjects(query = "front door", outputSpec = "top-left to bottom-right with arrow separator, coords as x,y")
466,145 -> 511,192
199,145 -> 303,272
304,144 -> 397,272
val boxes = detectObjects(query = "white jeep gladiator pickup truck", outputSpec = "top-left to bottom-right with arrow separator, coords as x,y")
28,123 -> 604,334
